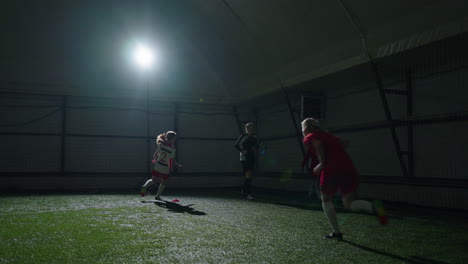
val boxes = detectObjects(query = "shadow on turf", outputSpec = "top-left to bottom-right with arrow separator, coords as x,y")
269,201 -> 323,211
252,198 -> 331,212
141,200 -> 206,215
341,240 -> 449,264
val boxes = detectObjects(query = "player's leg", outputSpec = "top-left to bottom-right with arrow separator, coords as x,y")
244,156 -> 256,199
240,161 -> 247,195
342,192 -> 388,225
244,170 -> 254,200
155,177 -> 168,200
341,174 -> 388,225
140,172 -> 157,197
321,191 -> 342,239
342,192 -> 373,212
339,170 -> 370,212
241,161 -> 254,198
320,173 -> 342,239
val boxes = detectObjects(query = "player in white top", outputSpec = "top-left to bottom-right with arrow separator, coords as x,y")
140,131 -> 182,200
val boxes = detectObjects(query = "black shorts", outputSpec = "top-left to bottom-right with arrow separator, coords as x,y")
241,160 -> 255,174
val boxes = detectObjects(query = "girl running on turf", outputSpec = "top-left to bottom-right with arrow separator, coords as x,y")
140,131 -> 182,200
301,118 -> 387,240
234,123 -> 258,200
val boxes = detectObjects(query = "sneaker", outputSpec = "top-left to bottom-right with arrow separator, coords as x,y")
373,200 -> 389,225
246,194 -> 254,200
140,187 -> 147,197
324,232 -> 343,240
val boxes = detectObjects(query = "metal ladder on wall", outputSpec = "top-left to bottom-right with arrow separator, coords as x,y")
374,65 -> 414,178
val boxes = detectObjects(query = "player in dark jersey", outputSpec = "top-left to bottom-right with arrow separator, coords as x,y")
234,123 -> 258,200
301,118 -> 388,240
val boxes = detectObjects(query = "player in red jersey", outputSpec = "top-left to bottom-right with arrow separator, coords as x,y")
140,131 -> 182,200
301,118 -> 388,240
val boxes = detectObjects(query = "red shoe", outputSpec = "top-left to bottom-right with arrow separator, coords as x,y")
140,187 -> 147,197
379,215 -> 389,225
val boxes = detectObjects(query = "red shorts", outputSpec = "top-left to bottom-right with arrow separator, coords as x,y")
317,168 -> 358,196
151,170 -> 170,180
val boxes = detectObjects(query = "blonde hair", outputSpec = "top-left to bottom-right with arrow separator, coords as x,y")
245,122 -> 255,134
156,131 -> 177,144
301,118 -> 324,132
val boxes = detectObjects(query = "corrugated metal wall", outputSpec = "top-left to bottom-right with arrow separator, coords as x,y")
252,33 -> 468,209
0,95 -> 249,191
2,32 -> 467,210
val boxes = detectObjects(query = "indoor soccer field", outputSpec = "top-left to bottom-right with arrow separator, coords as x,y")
2,1 -> 468,264
1,191 -> 467,264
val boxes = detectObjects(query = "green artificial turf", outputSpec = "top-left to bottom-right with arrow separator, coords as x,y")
0,190 -> 467,264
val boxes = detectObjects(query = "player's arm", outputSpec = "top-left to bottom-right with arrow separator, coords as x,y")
235,134 -> 249,155
170,149 -> 182,167
152,143 -> 161,161
301,145 -> 311,169
172,159 -> 183,167
234,134 -> 243,152
153,143 -> 161,160
152,146 -> 159,160
311,140 -> 325,175
152,152 -> 159,163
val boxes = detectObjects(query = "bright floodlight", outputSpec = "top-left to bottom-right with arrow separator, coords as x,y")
133,44 -> 154,69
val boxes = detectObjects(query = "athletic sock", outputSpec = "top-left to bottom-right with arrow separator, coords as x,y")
156,184 -> 166,197
350,200 -> 374,214
322,200 -> 341,233
142,179 -> 154,188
